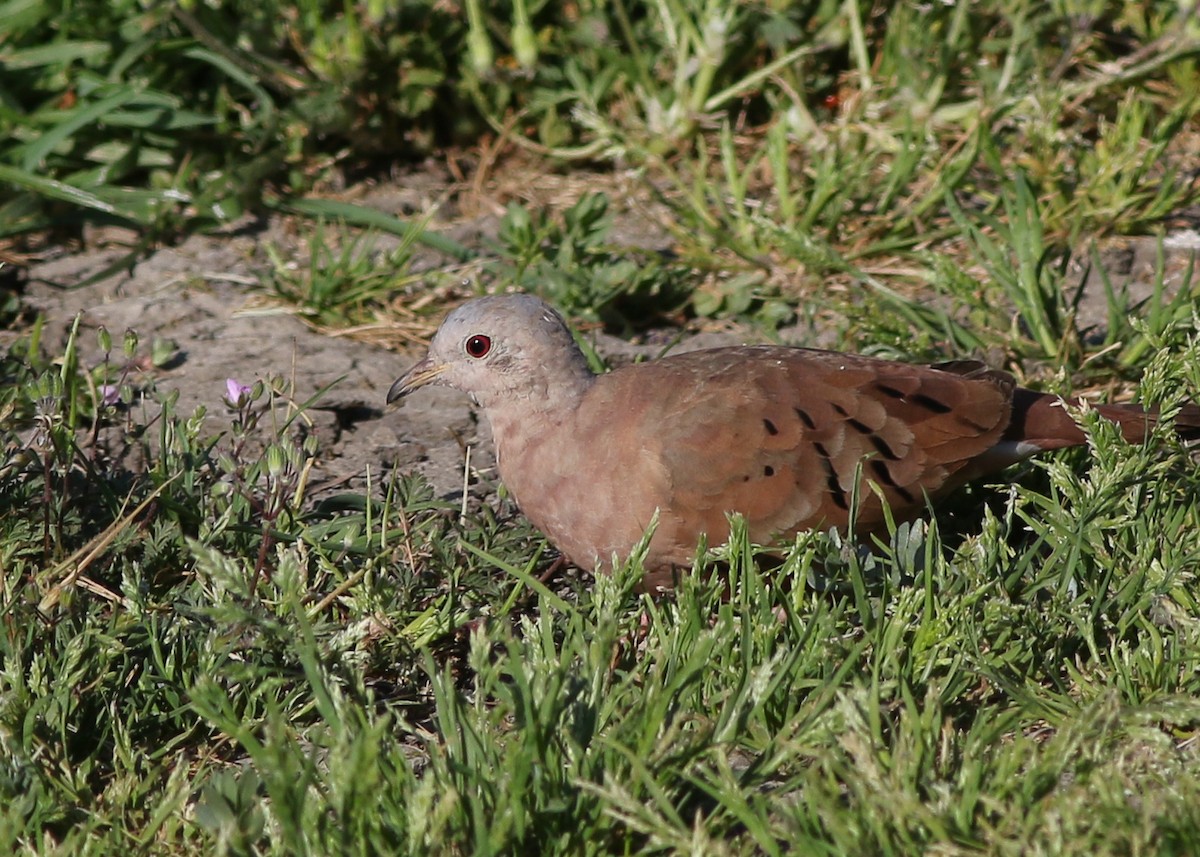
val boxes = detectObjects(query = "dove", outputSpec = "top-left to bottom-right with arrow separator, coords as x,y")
388,294 -> 1198,589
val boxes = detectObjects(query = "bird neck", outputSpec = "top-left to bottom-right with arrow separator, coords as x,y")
484,362 -> 595,473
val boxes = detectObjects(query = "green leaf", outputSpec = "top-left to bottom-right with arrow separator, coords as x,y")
0,40 -> 110,70
279,197 -> 475,261
20,87 -> 143,171
0,162 -> 119,216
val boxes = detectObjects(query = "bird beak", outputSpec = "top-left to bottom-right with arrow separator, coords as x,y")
386,357 -> 447,405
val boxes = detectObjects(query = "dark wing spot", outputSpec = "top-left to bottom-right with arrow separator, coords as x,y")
844,415 -> 900,459
764,465 -> 776,477
763,418 -> 779,436
875,383 -> 907,399
869,459 -> 896,486
794,407 -> 816,430
867,433 -> 901,460
912,393 -> 953,414
813,442 -> 849,511
870,460 -> 915,504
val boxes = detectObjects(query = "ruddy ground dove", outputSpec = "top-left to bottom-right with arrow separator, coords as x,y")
388,294 -> 1199,588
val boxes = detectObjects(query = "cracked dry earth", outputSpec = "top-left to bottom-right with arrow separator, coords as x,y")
5,185 -> 1200,528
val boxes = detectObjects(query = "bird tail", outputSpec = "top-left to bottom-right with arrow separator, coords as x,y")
1009,388 -> 1200,451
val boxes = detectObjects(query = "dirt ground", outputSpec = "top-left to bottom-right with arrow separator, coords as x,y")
8,218 -> 484,502
5,169 -> 1200,513
2,168 -> 683,506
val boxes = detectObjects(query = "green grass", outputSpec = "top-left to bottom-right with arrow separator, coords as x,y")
4,331 -> 1200,853
4,0 -> 1200,853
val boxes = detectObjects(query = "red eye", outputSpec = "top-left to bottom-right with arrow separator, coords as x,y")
465,335 -> 492,358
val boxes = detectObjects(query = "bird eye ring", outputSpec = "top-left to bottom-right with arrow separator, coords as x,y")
465,335 -> 492,358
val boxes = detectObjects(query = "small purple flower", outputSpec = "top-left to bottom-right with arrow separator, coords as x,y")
225,378 -> 253,407
99,384 -> 120,406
